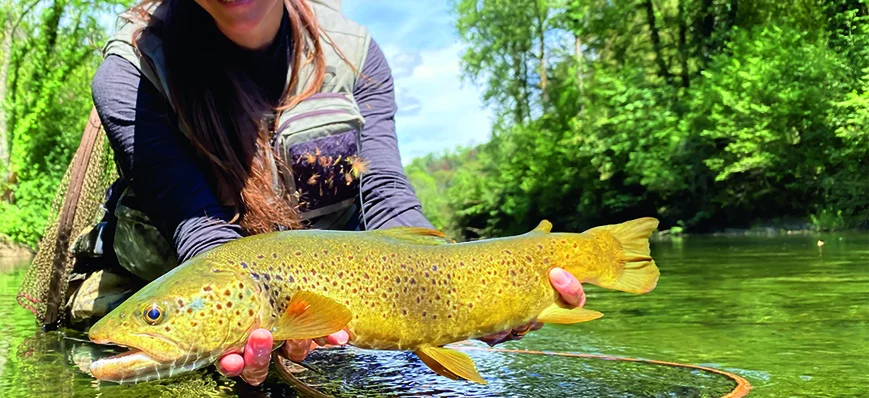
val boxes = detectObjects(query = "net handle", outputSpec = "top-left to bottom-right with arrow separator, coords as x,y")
43,106 -> 104,328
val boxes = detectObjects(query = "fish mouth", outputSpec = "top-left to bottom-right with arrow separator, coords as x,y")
89,337 -> 210,384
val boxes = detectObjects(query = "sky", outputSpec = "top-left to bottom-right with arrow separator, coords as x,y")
341,0 -> 494,163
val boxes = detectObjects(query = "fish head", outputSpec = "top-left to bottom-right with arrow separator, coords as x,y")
88,259 -> 264,383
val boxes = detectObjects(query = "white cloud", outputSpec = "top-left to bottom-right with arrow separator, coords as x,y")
342,0 -> 493,163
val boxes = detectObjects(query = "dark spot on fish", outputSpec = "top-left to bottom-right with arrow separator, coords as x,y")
203,286 -> 212,292
187,308 -> 193,314
216,304 -> 223,310
416,297 -> 421,304
295,251 -> 302,256
383,314 -> 387,319
224,289 -> 231,296
165,326 -> 171,332
469,303 -> 474,308
273,253 -> 278,259
504,250 -> 512,255
352,288 -> 358,293
422,287 -> 427,292
382,256 -> 387,262
269,299 -> 275,307
238,322 -> 242,327
218,320 -> 223,325
251,273 -> 260,280
348,256 -> 354,260
256,254 -> 264,260
191,322 -> 198,327
422,311 -> 427,317
177,299 -> 185,306
432,265 -> 438,271
435,294 -> 441,301
337,272 -> 344,278
248,309 -> 254,316
212,268 -> 222,273
481,279 -> 486,285
227,302 -> 233,308
403,287 -> 408,293
264,274 -> 271,281
199,312 -> 205,317
276,275 -> 284,281
355,314 -> 359,319
573,242 -> 577,248
448,314 -> 452,319
510,270 -> 517,276
238,293 -> 244,299
400,264 -> 407,269
364,273 -> 370,279
395,277 -> 401,284
525,255 -> 533,262
241,262 -> 248,269
432,315 -> 437,320
288,276 -> 295,283
424,271 -> 430,278
303,277 -> 308,283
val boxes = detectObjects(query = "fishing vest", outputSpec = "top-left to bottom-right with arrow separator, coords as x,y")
93,0 -> 372,281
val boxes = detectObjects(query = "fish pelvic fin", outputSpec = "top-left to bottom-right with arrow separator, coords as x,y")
415,345 -> 487,385
271,292 -> 352,341
372,227 -> 455,245
585,217 -> 661,294
537,302 -> 603,324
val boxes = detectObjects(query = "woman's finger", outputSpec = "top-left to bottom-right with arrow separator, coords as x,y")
216,353 -> 244,378
240,328 -> 274,386
549,267 -> 586,307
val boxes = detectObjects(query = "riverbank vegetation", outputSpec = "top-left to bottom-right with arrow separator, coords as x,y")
407,0 -> 869,240
0,1 -> 129,248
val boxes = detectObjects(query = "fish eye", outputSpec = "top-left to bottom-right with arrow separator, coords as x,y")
143,303 -> 164,325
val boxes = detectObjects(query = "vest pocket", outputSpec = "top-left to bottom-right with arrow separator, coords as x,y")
274,92 -> 364,148
272,92 -> 366,222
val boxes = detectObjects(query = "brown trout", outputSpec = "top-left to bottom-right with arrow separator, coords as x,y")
88,218 -> 660,384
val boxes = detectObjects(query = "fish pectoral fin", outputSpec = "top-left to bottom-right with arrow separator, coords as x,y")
536,303 -> 603,324
415,346 -> 487,385
271,291 -> 352,341
373,227 -> 455,245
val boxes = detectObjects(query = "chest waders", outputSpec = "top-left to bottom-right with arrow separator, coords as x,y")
17,0 -> 374,329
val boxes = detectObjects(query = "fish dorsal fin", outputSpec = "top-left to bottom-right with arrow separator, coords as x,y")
415,345 -> 487,384
537,303 -> 603,324
530,220 -> 553,234
271,292 -> 352,341
373,227 -> 454,246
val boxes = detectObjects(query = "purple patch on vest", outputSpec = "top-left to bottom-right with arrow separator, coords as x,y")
286,129 -> 361,213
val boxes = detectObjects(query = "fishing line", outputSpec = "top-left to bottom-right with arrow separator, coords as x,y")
275,348 -> 753,398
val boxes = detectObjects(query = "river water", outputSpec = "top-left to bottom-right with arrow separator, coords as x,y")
0,233 -> 866,397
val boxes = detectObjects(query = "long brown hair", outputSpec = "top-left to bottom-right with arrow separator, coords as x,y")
129,0 -> 327,234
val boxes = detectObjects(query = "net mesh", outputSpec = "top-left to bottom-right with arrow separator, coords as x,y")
16,109 -> 117,325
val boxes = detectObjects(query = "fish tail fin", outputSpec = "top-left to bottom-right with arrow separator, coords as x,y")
584,217 -> 660,294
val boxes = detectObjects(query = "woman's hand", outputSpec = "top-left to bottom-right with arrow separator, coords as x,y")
216,329 -> 349,386
477,267 -> 586,346
216,267 -> 584,385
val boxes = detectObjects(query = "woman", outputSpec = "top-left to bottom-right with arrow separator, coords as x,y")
86,0 -> 586,386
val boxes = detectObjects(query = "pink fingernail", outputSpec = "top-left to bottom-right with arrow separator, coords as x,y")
551,268 -> 570,288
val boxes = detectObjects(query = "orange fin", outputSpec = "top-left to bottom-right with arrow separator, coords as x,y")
586,217 -> 660,294
373,227 -> 454,245
537,303 -> 603,324
415,345 -> 486,384
271,292 -> 351,341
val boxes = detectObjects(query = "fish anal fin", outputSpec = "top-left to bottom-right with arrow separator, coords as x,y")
537,303 -> 603,324
374,227 -> 454,245
415,346 -> 487,384
272,291 -> 351,341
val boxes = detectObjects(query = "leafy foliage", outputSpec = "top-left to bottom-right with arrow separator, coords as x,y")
409,0 -> 869,239
0,0 -> 131,248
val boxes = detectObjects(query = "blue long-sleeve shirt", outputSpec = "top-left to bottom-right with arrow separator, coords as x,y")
92,33 -> 433,263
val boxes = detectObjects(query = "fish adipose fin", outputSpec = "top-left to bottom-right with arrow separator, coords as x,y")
586,217 -> 661,294
537,303 -> 603,324
271,292 -> 352,341
415,345 -> 486,385
530,220 -> 552,234
374,227 -> 455,245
